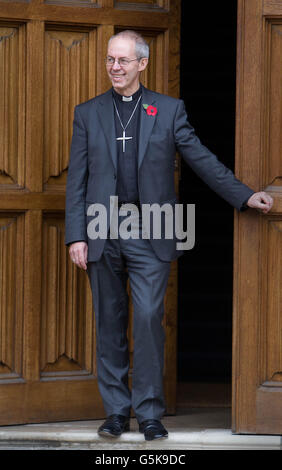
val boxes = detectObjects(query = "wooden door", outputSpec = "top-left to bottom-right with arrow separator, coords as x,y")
0,0 -> 181,425
233,0 -> 282,434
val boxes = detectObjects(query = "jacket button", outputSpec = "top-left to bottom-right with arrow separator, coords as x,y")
114,174 -> 117,179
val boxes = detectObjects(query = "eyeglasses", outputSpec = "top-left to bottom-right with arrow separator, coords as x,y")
105,57 -> 140,67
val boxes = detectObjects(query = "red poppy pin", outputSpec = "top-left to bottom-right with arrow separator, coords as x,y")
143,104 -> 157,116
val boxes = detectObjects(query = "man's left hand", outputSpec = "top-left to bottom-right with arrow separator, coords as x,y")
247,191 -> 273,214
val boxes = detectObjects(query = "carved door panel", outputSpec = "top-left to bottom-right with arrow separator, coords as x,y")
233,0 -> 282,434
0,0 -> 180,424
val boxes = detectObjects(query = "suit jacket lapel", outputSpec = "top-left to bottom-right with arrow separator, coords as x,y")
138,86 -> 157,169
96,89 -> 117,171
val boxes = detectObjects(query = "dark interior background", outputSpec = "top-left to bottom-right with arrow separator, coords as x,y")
178,0 -> 238,383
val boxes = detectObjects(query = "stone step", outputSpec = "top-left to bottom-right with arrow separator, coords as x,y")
0,409 -> 280,450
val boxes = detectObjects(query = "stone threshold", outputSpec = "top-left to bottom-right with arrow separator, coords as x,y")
0,409 -> 280,450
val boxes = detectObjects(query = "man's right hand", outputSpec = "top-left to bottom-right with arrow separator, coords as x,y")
69,241 -> 88,270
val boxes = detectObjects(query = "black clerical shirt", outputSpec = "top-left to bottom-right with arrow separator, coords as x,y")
112,85 -> 142,203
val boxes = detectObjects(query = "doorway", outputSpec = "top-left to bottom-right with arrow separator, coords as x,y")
177,0 -> 237,408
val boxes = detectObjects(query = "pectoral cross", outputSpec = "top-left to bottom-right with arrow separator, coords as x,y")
116,130 -> 133,153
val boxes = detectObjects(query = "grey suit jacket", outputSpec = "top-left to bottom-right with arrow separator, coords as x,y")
65,86 -> 254,261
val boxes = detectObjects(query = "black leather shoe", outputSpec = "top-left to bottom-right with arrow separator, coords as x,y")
98,414 -> 130,438
139,419 -> 168,441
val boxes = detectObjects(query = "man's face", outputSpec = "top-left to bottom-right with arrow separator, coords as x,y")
106,37 -> 148,94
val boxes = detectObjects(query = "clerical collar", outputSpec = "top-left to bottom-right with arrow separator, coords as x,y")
112,85 -> 142,103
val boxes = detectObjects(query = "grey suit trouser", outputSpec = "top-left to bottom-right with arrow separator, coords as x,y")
86,210 -> 171,423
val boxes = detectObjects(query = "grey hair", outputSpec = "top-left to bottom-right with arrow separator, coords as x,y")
108,30 -> 150,59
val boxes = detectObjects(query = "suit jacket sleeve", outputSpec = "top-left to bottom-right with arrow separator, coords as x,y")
173,99 -> 254,211
65,106 -> 88,246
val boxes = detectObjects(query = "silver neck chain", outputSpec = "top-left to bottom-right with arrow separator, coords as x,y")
113,95 -> 142,131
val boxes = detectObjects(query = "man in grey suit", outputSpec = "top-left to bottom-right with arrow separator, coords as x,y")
65,30 -> 273,441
